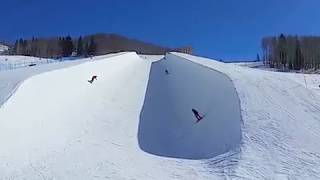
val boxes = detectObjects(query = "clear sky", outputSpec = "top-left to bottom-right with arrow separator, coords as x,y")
1,0 -> 319,60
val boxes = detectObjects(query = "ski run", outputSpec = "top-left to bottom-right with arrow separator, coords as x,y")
0,52 -> 320,179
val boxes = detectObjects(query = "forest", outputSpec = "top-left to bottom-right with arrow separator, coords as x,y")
262,34 -> 320,70
9,33 -> 192,58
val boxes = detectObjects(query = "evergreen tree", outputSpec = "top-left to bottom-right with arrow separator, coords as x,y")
58,37 -> 65,57
278,34 -> 287,69
88,37 -> 97,56
17,38 -> 24,55
65,36 -> 74,56
77,36 -> 84,56
13,40 -> 18,55
31,37 -> 38,56
59,36 -> 73,57
294,38 -> 303,70
84,41 -> 89,57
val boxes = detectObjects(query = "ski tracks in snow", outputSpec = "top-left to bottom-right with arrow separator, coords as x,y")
172,53 -> 320,179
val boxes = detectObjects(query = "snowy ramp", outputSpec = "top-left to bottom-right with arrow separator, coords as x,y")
138,53 -> 242,159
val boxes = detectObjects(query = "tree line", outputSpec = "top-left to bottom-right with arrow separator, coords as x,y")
262,34 -> 320,70
9,33 -> 192,58
12,36 -> 97,58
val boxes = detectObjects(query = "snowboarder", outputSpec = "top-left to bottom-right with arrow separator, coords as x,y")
192,108 -> 203,123
165,69 -> 169,75
88,75 -> 98,84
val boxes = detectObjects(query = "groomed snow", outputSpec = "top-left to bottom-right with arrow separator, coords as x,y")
139,53 -> 241,159
0,52 -> 320,179
0,53 -> 125,107
0,56 -> 57,71
0,44 -> 9,54
0,53 -> 215,179
173,52 -> 320,179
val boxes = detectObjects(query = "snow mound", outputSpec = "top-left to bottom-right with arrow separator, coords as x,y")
0,55 -> 57,71
0,44 -> 9,54
0,52 -> 155,178
3,51 -> 320,179
173,52 -> 320,179
138,53 -> 242,159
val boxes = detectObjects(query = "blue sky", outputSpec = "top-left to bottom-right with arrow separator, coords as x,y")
1,0 -> 319,60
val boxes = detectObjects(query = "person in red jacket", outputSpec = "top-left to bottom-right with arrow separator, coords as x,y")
88,75 -> 98,84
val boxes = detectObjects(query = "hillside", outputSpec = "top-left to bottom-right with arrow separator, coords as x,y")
11,33 -> 192,58
87,33 -> 170,55
0,53 -> 320,179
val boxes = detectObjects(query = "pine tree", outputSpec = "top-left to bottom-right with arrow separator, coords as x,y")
31,37 -> 38,56
18,38 -> 24,55
22,39 -> 28,55
278,34 -> 287,69
84,41 -> 89,57
294,38 -> 303,70
77,36 -> 83,56
58,37 -> 65,57
88,37 -> 97,56
65,36 -> 74,56
59,36 -> 74,57
13,40 -> 18,55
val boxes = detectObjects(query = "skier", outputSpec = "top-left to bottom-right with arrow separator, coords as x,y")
88,75 -> 98,84
192,108 -> 203,123
165,69 -> 169,75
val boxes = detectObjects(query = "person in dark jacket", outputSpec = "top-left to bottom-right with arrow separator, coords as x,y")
192,108 -> 203,122
88,75 -> 98,84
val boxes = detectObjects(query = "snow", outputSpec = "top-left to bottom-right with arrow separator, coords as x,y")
0,44 -> 9,54
172,52 -> 320,179
0,51 -> 320,179
139,53 -> 241,159
139,54 -> 164,62
0,52 -> 212,179
0,56 -> 60,71
231,61 -> 264,68
0,53 -> 124,108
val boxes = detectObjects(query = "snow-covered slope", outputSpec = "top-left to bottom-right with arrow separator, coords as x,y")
0,44 -> 9,54
173,52 -> 320,179
0,53 -> 124,108
1,51 -> 320,179
139,53 -> 241,159
0,53 -> 214,179
0,56 -> 58,71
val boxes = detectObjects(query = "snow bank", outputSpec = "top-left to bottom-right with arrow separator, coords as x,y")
0,52 -> 154,178
0,53 -> 127,108
138,53 -> 242,159
4,51 -> 319,179
0,55 -> 56,71
0,44 -> 9,54
171,52 -> 320,179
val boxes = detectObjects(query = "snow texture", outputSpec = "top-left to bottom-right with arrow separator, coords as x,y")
0,53 -> 125,107
1,52 -> 320,179
139,53 -> 241,159
0,44 -> 9,54
173,52 -> 320,179
0,56 -> 71,71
